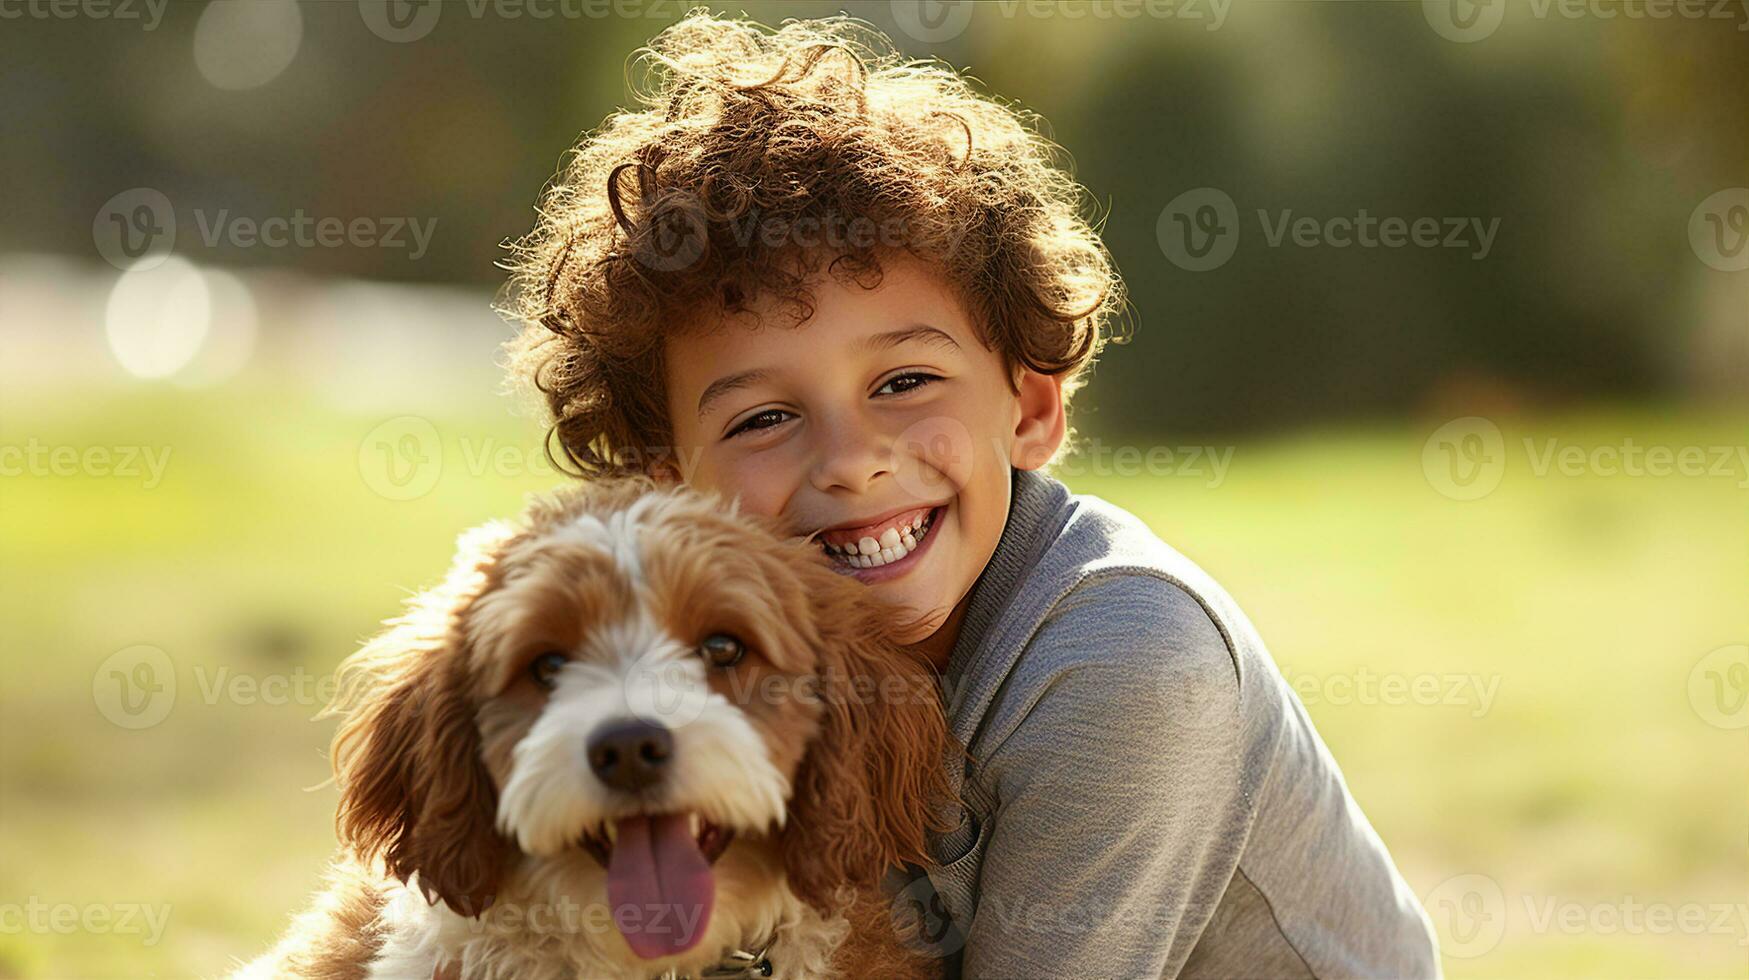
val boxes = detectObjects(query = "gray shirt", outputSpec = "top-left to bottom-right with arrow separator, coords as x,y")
906,468 -> 1441,978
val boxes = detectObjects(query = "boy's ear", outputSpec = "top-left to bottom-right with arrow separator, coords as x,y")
1009,369 -> 1067,471
645,456 -> 683,487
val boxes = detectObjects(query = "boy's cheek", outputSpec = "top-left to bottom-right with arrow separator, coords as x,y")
892,396 -> 1015,498
892,413 -> 978,502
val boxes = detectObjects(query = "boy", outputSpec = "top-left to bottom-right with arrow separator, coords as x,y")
504,10 -> 1440,977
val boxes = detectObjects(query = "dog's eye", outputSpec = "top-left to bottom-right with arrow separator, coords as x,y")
529,651 -> 569,691
697,633 -> 745,668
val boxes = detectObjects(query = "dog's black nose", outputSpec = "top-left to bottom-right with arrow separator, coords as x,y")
586,718 -> 673,791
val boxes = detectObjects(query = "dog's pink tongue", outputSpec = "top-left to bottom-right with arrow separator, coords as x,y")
606,814 -> 715,960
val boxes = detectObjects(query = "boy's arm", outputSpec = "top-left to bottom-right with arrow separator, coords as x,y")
960,573 -> 1260,978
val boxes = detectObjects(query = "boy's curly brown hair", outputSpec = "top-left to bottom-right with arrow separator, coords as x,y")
502,7 -> 1127,477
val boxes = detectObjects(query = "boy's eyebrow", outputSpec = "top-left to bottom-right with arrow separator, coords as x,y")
696,369 -> 770,420
856,324 -> 962,354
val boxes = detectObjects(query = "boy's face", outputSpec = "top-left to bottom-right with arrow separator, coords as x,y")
662,252 -> 1064,644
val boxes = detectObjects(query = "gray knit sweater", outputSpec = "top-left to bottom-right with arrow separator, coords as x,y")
902,468 -> 1441,978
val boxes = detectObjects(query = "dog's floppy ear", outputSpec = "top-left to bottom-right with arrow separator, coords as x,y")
779,579 -> 956,910
326,521 -> 521,917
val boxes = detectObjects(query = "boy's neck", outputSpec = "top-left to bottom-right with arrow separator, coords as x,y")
908,595 -> 971,676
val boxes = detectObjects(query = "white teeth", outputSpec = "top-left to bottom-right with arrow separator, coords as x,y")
688,813 -> 700,836
821,508 -> 937,569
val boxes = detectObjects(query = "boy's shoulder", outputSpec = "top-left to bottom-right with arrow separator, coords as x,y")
993,471 -> 1252,666
948,469 -> 1277,750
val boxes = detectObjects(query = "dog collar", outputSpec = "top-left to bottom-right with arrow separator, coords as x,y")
656,937 -> 774,980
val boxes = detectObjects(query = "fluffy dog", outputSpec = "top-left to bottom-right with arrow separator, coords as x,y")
235,479 -> 953,979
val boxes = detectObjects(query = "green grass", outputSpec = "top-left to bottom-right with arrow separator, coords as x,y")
1,381 -> 1743,978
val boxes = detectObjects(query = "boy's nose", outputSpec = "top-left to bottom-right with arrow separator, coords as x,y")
807,422 -> 892,494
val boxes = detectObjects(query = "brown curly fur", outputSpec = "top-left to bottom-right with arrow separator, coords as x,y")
239,479 -> 956,978
500,7 -> 1127,478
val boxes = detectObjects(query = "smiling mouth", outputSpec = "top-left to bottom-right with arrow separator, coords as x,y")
818,506 -> 941,569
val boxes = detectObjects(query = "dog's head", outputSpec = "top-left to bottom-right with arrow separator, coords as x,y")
327,479 -> 952,961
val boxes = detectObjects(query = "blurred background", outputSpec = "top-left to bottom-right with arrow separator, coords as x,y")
0,1 -> 1743,977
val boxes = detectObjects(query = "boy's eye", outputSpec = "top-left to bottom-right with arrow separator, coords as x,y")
726,409 -> 794,439
875,372 -> 941,396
